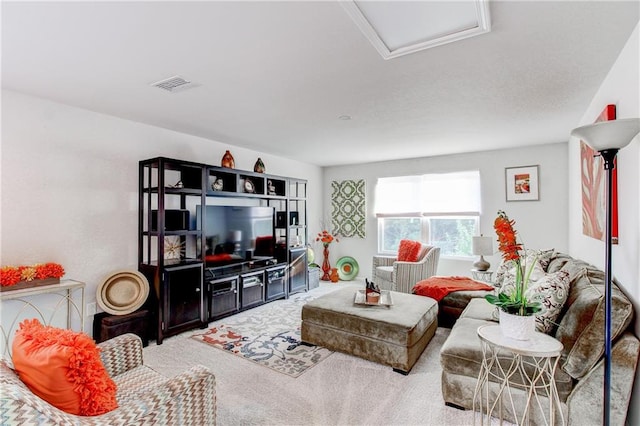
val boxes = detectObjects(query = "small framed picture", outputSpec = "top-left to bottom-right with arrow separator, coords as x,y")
505,165 -> 539,201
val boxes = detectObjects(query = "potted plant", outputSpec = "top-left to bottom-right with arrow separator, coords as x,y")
485,211 -> 541,340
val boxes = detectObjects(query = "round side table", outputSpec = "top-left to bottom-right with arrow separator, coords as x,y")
472,324 -> 565,426
471,269 -> 493,284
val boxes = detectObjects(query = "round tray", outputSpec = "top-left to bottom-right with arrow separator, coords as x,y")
336,256 -> 359,281
97,270 -> 149,315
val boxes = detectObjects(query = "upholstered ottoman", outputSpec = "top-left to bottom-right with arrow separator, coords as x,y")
301,287 -> 438,374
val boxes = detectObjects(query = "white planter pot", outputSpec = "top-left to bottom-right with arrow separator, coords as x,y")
499,310 -> 535,341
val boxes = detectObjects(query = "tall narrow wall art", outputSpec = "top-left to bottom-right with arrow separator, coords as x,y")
331,180 -> 366,238
580,104 -> 619,243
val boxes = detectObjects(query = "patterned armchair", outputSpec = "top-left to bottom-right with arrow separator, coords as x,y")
0,333 -> 216,425
372,245 -> 440,293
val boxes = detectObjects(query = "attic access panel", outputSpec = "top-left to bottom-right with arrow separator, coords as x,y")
341,0 -> 491,59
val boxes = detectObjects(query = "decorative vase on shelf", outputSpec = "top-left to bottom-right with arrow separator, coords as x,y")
499,310 -> 535,341
254,158 -> 265,173
321,245 -> 331,281
221,150 -> 235,168
330,268 -> 339,283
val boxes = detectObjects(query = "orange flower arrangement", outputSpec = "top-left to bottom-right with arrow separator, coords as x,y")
0,263 -> 65,287
485,211 -> 541,316
316,230 -> 339,247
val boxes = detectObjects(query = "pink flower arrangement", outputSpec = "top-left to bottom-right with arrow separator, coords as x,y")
0,263 -> 65,287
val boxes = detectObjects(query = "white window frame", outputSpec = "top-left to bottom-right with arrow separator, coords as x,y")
375,171 -> 481,258
377,215 -> 479,258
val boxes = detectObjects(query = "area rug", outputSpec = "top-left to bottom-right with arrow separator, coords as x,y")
191,292 -> 333,378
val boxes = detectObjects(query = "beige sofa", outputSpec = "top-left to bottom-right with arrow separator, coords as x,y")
439,252 -> 640,425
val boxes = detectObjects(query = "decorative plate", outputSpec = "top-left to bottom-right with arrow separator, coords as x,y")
336,256 -> 359,281
97,270 -> 150,316
243,178 -> 255,193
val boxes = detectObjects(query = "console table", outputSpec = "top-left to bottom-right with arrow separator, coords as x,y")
0,279 -> 85,358
473,324 -> 565,426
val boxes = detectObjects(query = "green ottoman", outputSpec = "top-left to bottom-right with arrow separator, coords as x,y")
301,287 -> 438,374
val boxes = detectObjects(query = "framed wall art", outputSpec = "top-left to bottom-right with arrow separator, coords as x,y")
580,104 -> 618,243
505,165 -> 539,201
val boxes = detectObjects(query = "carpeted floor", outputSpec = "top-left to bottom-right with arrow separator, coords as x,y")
143,281 -> 506,425
191,291 -> 334,378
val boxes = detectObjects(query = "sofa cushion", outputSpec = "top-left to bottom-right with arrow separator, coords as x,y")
375,266 -> 393,282
495,249 -> 555,287
555,263 -> 634,379
526,270 -> 571,334
459,297 -> 498,322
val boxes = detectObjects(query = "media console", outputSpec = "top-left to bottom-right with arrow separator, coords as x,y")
139,157 -> 308,344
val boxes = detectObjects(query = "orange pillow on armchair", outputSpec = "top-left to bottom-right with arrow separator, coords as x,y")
397,239 -> 422,262
12,318 -> 118,416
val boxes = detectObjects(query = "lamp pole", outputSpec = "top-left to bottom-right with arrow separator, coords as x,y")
600,148 -> 618,426
571,117 -> 640,426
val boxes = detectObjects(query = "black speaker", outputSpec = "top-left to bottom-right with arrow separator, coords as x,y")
151,209 -> 190,231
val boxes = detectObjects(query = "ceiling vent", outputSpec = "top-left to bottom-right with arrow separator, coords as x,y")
151,75 -> 198,92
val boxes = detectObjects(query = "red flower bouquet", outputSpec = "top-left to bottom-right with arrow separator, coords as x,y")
484,211 -> 541,316
0,263 -> 65,287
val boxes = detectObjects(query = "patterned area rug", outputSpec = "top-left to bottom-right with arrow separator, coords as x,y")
191,292 -> 333,378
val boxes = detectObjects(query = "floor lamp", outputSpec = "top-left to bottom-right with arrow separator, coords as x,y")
571,117 -> 640,426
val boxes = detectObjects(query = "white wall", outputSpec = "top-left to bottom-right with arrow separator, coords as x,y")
0,89 -> 323,335
322,143 -> 568,279
568,22 -> 640,425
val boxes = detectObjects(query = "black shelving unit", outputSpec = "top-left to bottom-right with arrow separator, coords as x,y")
139,157 -> 308,344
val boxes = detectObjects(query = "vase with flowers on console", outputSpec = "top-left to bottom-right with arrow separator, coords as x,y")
316,230 -> 338,281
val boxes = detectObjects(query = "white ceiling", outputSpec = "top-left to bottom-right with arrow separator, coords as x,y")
2,1 -> 639,167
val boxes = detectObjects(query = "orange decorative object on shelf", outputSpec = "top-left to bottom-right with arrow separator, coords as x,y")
221,150 -> 235,168
330,268 -> 339,283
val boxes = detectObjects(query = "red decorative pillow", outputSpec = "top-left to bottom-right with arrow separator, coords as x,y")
12,319 -> 118,416
397,239 -> 422,262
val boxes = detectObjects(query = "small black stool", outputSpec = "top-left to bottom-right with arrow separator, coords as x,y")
93,309 -> 150,346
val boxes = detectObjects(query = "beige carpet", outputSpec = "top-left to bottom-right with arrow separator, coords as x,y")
143,281 -> 507,425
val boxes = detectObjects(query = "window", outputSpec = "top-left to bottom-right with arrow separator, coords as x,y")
375,171 -> 481,257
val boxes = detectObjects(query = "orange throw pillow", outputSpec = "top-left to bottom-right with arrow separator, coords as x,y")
12,319 -> 118,416
397,239 -> 422,262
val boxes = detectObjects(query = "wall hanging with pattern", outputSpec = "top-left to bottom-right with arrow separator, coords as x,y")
331,179 -> 366,238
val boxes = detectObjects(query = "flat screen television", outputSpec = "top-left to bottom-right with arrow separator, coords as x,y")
197,205 -> 275,267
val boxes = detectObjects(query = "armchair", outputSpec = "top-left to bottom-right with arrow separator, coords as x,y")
372,244 -> 440,293
0,333 -> 216,425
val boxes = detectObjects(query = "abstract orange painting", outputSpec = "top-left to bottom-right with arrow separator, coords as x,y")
580,104 -> 618,243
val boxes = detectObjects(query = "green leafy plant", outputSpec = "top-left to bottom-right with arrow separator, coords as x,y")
484,211 -> 542,316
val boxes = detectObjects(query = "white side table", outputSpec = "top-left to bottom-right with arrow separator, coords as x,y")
0,279 -> 85,359
471,269 -> 493,284
473,324 -> 565,426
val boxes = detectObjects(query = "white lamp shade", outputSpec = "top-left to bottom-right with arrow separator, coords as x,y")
472,236 -> 493,255
571,118 -> 640,151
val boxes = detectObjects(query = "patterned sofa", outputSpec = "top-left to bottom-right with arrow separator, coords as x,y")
440,252 -> 640,425
0,333 -> 216,425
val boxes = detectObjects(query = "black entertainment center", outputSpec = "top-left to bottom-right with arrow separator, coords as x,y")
138,157 -> 308,344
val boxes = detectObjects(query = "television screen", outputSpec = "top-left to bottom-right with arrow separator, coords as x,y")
197,205 -> 275,267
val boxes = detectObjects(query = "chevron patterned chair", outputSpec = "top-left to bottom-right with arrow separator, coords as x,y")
0,333 -> 216,425
372,244 -> 440,294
